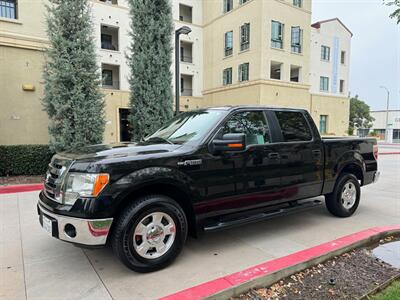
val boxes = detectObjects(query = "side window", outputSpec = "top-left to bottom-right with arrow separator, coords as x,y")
223,111 -> 271,145
275,111 -> 312,142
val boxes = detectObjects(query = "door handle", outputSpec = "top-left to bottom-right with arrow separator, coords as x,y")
312,150 -> 322,157
268,153 -> 280,160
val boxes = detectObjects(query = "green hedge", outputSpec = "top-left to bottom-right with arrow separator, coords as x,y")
0,145 -> 54,176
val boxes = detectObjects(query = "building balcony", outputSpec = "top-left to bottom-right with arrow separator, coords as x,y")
99,0 -> 118,5
179,4 -> 192,23
180,41 -> 193,64
102,64 -> 120,90
181,74 -> 193,96
101,25 -> 119,51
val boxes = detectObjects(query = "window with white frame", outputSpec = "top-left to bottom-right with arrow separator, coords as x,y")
321,45 -> 330,61
223,0 -> 233,13
223,68 -> 233,85
291,26 -> 302,53
271,21 -> 284,49
239,0 -> 248,4
240,23 -> 250,51
238,63 -> 249,82
224,31 -> 233,56
0,0 -> 17,19
320,76 -> 329,91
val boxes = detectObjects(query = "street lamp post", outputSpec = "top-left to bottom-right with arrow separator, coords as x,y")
380,86 -> 390,142
175,26 -> 192,115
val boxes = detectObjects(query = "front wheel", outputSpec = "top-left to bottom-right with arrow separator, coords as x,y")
325,173 -> 361,217
111,195 -> 188,272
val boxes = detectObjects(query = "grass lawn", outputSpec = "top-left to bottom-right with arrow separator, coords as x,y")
371,280 -> 400,300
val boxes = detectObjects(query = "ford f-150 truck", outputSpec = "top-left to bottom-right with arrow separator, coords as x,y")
38,106 -> 379,272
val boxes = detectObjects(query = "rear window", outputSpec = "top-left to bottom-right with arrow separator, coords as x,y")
275,111 -> 313,142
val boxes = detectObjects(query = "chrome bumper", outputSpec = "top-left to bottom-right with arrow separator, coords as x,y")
373,171 -> 380,183
38,204 -> 113,246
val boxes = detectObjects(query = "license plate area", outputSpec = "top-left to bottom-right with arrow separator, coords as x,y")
39,212 -> 58,238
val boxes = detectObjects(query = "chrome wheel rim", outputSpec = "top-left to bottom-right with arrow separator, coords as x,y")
341,181 -> 357,209
133,212 -> 176,259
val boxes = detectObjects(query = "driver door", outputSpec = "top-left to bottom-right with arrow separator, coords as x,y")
197,110 -> 282,217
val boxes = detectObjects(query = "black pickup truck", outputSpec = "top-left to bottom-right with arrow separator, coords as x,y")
38,106 -> 379,272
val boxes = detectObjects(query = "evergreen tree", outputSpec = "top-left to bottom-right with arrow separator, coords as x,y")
42,0 -> 105,152
127,0 -> 174,141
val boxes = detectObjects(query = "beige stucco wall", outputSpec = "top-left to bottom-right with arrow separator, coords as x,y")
103,89 -> 130,143
310,94 -> 350,136
0,46 -> 49,145
0,0 -> 48,40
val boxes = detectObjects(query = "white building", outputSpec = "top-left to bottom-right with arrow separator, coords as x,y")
358,110 -> 400,143
309,18 -> 352,97
91,0 -> 202,98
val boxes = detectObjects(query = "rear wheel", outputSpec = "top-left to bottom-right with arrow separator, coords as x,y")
111,195 -> 188,272
325,173 -> 361,217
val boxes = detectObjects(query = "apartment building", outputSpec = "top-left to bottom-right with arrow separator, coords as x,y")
309,18 -> 352,135
0,0 -> 352,145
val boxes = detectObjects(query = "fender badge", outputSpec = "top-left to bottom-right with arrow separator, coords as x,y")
177,159 -> 202,167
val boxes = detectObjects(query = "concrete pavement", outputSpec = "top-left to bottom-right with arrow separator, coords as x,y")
1,155 -> 399,300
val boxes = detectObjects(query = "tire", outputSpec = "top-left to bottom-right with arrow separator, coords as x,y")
325,173 -> 361,217
111,194 -> 188,273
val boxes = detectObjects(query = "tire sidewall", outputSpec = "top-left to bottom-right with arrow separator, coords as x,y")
333,173 -> 361,216
116,196 -> 187,272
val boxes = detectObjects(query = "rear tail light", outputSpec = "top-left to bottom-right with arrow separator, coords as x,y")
373,144 -> 379,160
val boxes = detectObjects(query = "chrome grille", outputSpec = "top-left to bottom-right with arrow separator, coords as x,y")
44,156 -> 72,203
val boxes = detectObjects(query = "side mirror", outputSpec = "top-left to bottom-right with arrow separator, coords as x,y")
211,133 -> 246,153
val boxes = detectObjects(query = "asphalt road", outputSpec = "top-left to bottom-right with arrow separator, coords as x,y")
1,155 -> 399,300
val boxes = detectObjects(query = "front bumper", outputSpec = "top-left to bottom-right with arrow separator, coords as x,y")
37,203 -> 113,246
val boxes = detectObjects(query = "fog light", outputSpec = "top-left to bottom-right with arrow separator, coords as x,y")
64,224 -> 76,238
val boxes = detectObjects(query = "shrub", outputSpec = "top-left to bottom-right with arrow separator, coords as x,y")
0,145 -> 54,176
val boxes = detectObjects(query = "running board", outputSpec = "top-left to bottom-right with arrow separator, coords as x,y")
203,199 -> 323,232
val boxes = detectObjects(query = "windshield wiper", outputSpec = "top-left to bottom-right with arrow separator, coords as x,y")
145,137 -> 175,145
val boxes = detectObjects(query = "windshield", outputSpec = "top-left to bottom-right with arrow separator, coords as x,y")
145,110 -> 227,145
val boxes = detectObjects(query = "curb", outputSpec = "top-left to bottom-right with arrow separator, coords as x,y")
379,152 -> 400,155
0,183 -> 43,195
160,225 -> 400,300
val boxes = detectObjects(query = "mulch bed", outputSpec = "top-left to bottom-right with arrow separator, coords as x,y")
0,175 -> 44,186
233,236 -> 400,300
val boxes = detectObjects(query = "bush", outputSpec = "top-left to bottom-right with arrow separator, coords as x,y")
0,145 -> 54,176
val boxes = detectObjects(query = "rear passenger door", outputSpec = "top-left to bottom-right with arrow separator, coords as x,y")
272,110 -> 324,201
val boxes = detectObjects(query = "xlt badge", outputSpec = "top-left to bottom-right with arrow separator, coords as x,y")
177,159 -> 202,167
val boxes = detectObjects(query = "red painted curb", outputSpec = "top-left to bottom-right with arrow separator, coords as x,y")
379,152 -> 400,155
160,225 -> 400,300
0,183 -> 43,194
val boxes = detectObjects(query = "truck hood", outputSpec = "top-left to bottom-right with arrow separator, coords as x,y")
57,142 -> 184,161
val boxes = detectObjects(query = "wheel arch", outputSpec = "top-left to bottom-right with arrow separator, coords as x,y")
338,163 -> 364,186
111,182 -> 198,238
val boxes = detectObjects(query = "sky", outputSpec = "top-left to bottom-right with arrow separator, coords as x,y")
312,0 -> 400,111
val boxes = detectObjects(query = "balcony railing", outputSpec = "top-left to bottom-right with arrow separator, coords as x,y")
101,42 -> 118,51
180,55 -> 193,63
102,80 -> 120,90
181,88 -> 193,96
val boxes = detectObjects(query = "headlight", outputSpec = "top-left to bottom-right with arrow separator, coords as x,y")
63,173 -> 109,205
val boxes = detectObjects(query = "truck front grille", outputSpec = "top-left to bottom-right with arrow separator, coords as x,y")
44,157 -> 72,204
